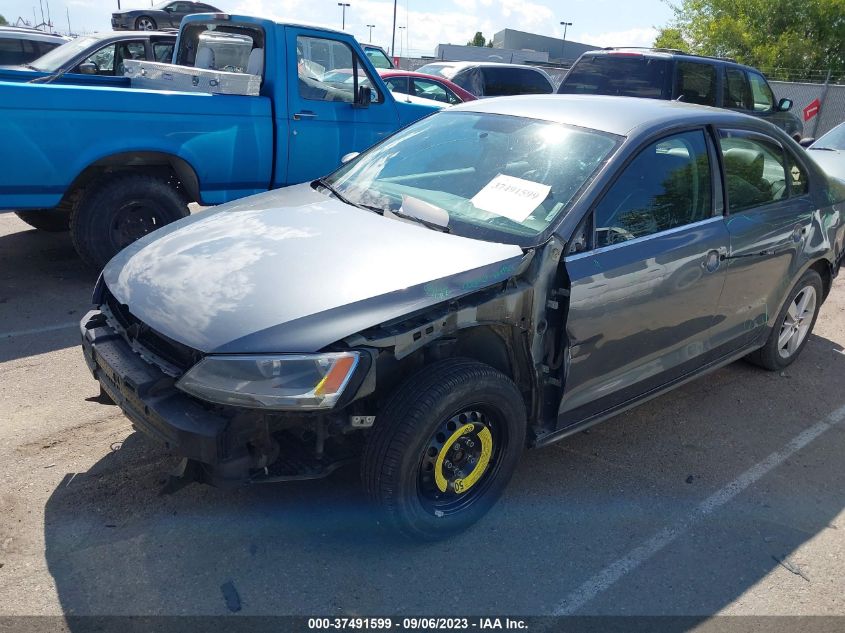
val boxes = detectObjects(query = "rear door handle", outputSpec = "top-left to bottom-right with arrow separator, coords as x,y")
293,111 -> 317,120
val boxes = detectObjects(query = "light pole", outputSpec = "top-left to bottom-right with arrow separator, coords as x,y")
366,23 -> 375,41
559,21 -> 572,63
398,25 -> 406,57
390,0 -> 398,56
338,2 -> 350,30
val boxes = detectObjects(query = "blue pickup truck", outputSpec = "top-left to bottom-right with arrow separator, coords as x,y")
0,14 -> 438,267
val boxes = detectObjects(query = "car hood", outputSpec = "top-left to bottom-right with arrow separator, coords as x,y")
103,184 -> 524,354
807,148 -> 845,181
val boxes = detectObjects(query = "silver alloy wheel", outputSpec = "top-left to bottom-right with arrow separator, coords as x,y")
137,17 -> 155,30
777,285 -> 817,359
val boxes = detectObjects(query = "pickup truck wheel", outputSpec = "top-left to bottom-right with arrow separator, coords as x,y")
135,16 -> 156,30
14,209 -> 70,232
361,358 -> 526,540
70,173 -> 189,269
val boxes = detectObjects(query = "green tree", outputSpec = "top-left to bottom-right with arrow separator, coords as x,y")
660,0 -> 845,80
653,27 -> 687,52
0,14 -> 9,26
467,31 -> 486,47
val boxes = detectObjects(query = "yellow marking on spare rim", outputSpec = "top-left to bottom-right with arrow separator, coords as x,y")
433,423 -> 493,494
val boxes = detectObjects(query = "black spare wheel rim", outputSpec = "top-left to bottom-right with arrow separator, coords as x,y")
418,407 -> 504,516
110,199 -> 165,249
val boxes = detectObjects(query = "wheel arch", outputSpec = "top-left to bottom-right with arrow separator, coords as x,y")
372,322 -> 536,423
60,151 -> 201,208
808,257 -> 833,300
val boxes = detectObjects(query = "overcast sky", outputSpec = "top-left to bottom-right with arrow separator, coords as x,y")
3,0 -> 674,56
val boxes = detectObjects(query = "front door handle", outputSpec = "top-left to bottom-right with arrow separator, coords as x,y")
293,111 -> 317,120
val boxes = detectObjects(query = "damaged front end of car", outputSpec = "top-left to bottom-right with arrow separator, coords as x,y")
80,233 -> 572,490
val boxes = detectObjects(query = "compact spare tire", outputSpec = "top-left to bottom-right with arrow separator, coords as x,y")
362,358 -> 526,540
746,268 -> 823,370
14,209 -> 70,232
70,172 -> 189,270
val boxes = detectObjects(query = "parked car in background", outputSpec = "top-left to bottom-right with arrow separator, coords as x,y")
378,69 -> 477,104
81,95 -> 844,540
0,14 -> 439,268
361,43 -> 393,69
416,61 -> 554,97
111,0 -> 221,31
0,31 -> 176,79
0,26 -> 66,66
558,48 -> 804,140
803,122 -> 845,182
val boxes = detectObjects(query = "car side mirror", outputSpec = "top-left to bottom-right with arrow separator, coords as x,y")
354,84 -> 372,108
799,137 -> 815,148
164,5 -> 175,11
340,152 -> 360,164
78,62 -> 97,75
777,97 -> 793,112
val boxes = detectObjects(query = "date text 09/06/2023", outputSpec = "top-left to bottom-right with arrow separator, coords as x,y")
307,617 -> 529,630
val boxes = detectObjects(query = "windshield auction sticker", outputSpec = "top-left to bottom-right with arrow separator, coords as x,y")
470,174 -> 551,223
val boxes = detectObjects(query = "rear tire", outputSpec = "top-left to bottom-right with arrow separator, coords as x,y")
135,16 -> 157,30
746,269 -> 823,370
70,172 -> 189,270
361,358 -> 526,541
14,209 -> 70,232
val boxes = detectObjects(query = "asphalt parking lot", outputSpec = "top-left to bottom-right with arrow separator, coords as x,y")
1,210 -> 845,619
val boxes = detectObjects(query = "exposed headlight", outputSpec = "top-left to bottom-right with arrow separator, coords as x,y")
176,352 -> 360,410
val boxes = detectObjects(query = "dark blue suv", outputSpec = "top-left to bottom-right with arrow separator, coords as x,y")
558,48 -> 804,140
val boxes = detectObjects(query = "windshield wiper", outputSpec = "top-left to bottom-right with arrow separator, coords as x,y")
809,146 -> 837,151
387,209 -> 451,233
314,178 -> 384,214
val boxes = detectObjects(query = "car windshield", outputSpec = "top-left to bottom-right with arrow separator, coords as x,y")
323,111 -> 619,246
813,124 -> 845,151
29,35 -> 99,71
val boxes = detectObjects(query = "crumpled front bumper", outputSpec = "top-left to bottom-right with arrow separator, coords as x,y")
80,309 -> 251,481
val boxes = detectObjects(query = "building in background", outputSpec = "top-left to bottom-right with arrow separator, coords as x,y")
492,29 -> 599,64
433,43 -> 548,65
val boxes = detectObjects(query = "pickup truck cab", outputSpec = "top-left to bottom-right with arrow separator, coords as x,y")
0,14 -> 438,268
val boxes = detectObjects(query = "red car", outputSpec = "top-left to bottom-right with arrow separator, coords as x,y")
377,69 -> 477,105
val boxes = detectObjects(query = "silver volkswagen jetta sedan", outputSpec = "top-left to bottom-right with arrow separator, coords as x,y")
81,95 -> 845,540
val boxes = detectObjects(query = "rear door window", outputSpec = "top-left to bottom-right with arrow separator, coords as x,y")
675,61 -> 716,106
481,67 -> 552,96
718,131 -> 788,211
153,41 -> 175,62
559,55 -> 670,98
723,68 -> 752,110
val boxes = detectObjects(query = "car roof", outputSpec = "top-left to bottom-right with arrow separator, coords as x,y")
0,28 -> 67,42
581,48 -> 760,73
379,69 -> 453,80
81,30 -> 176,40
422,61 -> 546,71
449,94 -> 772,137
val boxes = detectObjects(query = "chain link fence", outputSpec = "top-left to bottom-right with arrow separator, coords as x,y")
770,81 -> 845,139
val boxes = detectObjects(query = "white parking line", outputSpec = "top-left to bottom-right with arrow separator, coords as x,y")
0,321 -> 78,339
552,402 -> 845,615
